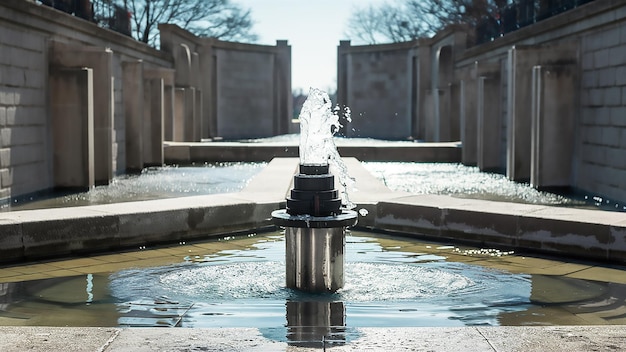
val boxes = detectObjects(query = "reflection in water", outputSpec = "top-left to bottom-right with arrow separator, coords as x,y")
0,275 -> 119,326
286,300 -> 346,348
1,232 -> 625,342
86,274 -> 93,304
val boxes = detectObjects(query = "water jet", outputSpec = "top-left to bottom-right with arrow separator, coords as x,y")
272,88 -> 357,292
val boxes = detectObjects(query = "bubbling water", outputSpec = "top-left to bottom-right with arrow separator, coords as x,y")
107,234 -> 533,327
298,87 -> 355,209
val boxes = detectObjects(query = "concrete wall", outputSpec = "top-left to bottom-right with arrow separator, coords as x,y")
456,0 -> 626,201
0,4 -> 50,202
337,28 -> 466,142
342,0 -> 626,202
0,0 -> 172,204
159,24 -> 293,140
0,0 -> 295,204
337,40 -> 418,139
578,11 -> 626,202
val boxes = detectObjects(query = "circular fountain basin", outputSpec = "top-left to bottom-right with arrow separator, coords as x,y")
1,230 -> 623,337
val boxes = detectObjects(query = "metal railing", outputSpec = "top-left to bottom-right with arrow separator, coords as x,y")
38,0 -> 131,37
475,0 -> 596,45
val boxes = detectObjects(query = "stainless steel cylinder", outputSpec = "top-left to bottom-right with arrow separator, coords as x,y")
285,226 -> 345,292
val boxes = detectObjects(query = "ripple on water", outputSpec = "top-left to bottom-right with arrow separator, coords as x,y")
107,235 -> 533,328
111,259 -> 530,305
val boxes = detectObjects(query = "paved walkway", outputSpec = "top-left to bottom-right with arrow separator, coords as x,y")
0,326 -> 625,351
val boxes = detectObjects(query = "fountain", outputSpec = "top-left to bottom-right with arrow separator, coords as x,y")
1,90 -> 625,348
271,88 -> 357,293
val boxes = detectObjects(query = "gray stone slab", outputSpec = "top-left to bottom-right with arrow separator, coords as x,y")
348,327 -> 492,351
1,326 -> 624,351
240,157 -> 297,200
477,326 -> 626,352
107,328 -> 284,352
0,327 -> 120,352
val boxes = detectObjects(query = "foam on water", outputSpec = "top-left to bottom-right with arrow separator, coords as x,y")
363,162 -> 578,205
8,162 -> 265,210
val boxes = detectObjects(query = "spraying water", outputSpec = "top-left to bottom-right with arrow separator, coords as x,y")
298,87 -> 355,209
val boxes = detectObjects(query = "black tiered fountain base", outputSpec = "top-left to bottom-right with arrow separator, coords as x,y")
272,164 -> 357,293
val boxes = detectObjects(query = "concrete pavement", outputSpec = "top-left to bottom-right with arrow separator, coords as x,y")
0,326 -> 625,351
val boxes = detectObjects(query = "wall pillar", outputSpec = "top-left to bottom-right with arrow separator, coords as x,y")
424,90 -> 436,141
530,65 -> 576,188
507,46 -> 534,182
275,40 -> 292,135
144,68 -> 175,142
198,40 -> 215,139
194,89 -> 202,141
164,85 -> 175,141
49,68 -> 94,189
173,88 -> 186,142
477,73 -> 502,172
459,64 -> 477,165
506,43 -> 578,182
184,87 -> 196,142
336,40 -> 351,136
476,62 -> 502,172
143,78 -> 164,166
191,52 -> 203,141
49,41 -> 114,185
122,60 -> 144,172
449,82 -> 460,141
173,43 -> 198,142
413,42 -> 431,140
435,45 -> 454,142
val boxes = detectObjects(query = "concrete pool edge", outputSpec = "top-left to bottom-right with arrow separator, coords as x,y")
163,140 -> 462,163
0,157 -> 625,264
0,326 -> 624,351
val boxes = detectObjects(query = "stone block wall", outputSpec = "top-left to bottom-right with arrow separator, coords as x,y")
337,41 -> 417,140
0,0 -> 172,204
1,0 -> 294,204
579,21 -> 626,202
0,17 -> 50,201
159,24 -> 293,141
453,0 -> 626,202
215,48 -> 276,138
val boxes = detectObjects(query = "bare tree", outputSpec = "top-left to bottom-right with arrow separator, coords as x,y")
418,0 -> 508,28
346,0 -> 507,44
345,2 -> 432,44
123,0 -> 257,46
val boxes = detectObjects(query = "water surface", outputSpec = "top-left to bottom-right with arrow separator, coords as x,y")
1,231 -> 624,333
5,162 -> 266,211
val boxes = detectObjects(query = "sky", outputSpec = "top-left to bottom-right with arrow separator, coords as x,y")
236,0 -> 387,93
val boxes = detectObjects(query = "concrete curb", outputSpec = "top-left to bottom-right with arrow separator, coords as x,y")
164,141 -> 462,163
370,194 -> 626,263
0,157 -> 625,264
